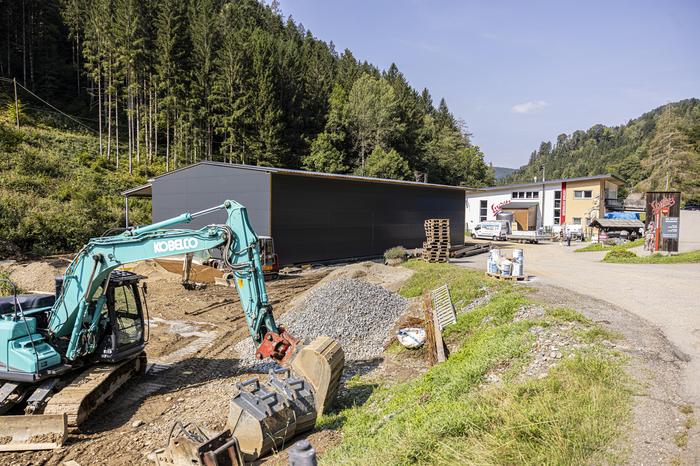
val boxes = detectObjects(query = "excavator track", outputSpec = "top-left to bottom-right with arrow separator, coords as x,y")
0,353 -> 146,451
43,352 -> 147,427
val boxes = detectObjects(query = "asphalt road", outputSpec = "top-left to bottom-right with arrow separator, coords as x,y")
455,210 -> 700,408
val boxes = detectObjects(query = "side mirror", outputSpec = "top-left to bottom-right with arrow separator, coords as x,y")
141,282 -> 148,295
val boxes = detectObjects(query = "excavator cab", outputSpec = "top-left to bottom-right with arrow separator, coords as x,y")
97,270 -> 147,364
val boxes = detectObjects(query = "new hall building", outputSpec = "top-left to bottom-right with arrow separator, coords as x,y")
465,174 -> 626,234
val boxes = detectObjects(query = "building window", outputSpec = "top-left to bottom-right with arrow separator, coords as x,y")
574,190 -> 592,199
479,200 -> 487,222
512,192 -> 517,198
533,192 -> 539,198
526,192 -> 532,199
553,190 -> 561,225
572,217 -> 581,225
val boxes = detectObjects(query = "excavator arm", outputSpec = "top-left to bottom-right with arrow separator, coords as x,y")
48,200 -> 296,363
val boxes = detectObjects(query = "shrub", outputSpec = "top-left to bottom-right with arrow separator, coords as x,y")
384,246 -> 407,261
603,250 -> 636,261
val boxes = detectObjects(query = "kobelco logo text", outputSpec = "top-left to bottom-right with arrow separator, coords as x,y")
153,238 -> 199,253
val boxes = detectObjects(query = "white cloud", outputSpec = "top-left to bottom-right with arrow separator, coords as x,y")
511,100 -> 549,114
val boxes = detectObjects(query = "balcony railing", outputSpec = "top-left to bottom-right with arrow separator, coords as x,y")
605,198 -> 645,212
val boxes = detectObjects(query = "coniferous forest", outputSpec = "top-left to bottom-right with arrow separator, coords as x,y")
0,0 -> 493,187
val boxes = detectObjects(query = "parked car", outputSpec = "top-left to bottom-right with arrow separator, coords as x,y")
471,221 -> 510,240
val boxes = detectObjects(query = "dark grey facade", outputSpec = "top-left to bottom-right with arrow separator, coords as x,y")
138,162 -> 465,265
151,163 -> 271,235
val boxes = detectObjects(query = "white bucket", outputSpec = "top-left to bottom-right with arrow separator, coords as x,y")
512,249 -> 524,264
489,249 -> 501,262
512,261 -> 523,277
500,259 -> 512,276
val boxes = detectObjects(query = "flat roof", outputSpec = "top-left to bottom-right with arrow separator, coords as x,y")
589,218 -> 644,229
471,174 -> 625,193
122,161 -> 470,196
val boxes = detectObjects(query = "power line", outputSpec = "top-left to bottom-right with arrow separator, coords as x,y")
0,77 -> 98,134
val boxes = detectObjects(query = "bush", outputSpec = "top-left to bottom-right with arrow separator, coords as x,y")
384,246 -> 407,261
603,250 -> 636,261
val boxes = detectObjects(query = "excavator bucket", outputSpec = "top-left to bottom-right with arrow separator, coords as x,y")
153,422 -> 244,466
155,336 -> 344,463
289,336 -> 344,416
0,413 -> 67,451
227,336 -> 344,461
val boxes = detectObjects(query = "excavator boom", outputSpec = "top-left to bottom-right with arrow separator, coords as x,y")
0,200 -> 343,455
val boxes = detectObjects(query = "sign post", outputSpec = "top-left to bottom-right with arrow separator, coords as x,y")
645,192 -> 680,253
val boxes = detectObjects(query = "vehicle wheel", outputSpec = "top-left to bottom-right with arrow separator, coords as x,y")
493,236 -> 497,241
471,233 -> 476,239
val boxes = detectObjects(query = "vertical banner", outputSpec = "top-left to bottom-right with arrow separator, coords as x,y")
645,192 -> 680,253
560,182 -> 567,224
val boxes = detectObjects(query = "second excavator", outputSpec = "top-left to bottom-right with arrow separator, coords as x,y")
0,200 -> 344,463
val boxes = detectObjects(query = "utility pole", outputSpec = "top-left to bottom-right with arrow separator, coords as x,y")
541,165 -> 545,230
13,77 -> 20,128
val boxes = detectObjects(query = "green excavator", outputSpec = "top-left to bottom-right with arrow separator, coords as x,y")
0,200 -> 344,464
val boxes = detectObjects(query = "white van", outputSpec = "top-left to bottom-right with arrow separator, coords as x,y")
471,221 -> 510,240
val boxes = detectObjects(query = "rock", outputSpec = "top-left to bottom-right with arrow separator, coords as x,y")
165,396 -> 172,402
132,420 -> 144,428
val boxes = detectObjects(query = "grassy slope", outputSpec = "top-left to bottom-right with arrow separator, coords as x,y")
319,261 -> 632,465
0,121 -> 158,256
603,249 -> 700,264
575,238 -> 644,253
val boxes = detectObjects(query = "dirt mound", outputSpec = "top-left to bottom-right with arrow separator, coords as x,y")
1,261 -> 64,293
127,260 -> 180,283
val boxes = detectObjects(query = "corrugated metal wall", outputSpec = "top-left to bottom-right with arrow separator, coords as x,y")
271,174 -> 465,264
151,164 -> 272,234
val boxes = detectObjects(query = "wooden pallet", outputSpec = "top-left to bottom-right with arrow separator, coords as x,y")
485,271 -> 527,281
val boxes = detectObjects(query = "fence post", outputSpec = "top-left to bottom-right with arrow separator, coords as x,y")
13,77 -> 20,128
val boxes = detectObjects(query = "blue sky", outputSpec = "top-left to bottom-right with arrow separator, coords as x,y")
276,0 -> 700,168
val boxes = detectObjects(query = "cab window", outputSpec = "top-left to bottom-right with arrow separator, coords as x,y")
113,285 -> 143,348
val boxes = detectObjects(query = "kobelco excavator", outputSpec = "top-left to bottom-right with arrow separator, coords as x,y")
0,200 -> 343,463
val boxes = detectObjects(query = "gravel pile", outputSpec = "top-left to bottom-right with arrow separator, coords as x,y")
234,277 -> 409,371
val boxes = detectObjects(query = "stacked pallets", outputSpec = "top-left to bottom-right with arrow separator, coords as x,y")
423,218 -> 450,262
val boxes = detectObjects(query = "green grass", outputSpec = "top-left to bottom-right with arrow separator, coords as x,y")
575,238 -> 644,253
399,259 -> 495,308
320,263 -> 632,465
603,249 -> 700,264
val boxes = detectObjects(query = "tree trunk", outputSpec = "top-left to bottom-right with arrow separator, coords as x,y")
115,91 -> 120,168
106,60 -> 112,161
21,0 -> 26,86
127,73 -> 133,174
154,91 -> 159,163
97,69 -> 103,158
166,116 -> 170,171
136,85 -> 141,166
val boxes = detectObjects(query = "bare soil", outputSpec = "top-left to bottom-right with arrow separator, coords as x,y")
0,260 -> 330,466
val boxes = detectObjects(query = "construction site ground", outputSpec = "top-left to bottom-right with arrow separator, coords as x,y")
1,237 -> 698,464
0,259 -> 424,466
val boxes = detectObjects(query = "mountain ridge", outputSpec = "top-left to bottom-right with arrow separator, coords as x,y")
501,98 -> 700,203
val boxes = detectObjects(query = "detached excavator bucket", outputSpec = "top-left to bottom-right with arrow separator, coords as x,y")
289,336 -> 344,415
0,413 -> 67,451
153,422 -> 244,466
227,336 -> 344,461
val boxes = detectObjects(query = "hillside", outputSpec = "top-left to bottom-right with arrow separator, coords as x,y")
503,99 -> 700,203
0,0 -> 492,188
0,120 -> 153,257
492,166 -> 516,180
